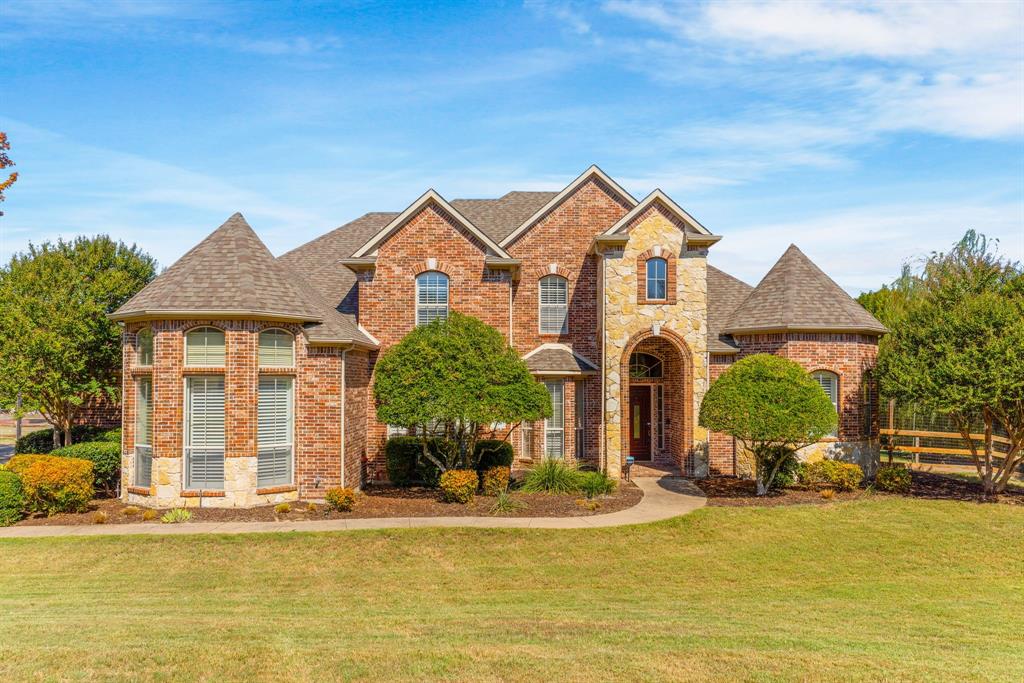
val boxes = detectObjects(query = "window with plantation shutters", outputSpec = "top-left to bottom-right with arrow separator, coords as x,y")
137,328 -> 154,366
544,380 -> 564,459
185,327 -> 225,366
185,376 -> 225,489
416,272 -> 449,326
259,329 -> 294,367
812,370 -> 839,437
135,377 -> 153,487
539,275 -> 568,334
258,376 -> 293,487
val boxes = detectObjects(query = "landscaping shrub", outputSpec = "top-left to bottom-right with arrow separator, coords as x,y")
325,486 -> 356,512
161,508 -> 192,524
51,441 -> 121,495
0,469 -> 26,526
875,464 -> 912,494
578,470 -> 617,499
14,425 -> 106,454
490,489 -> 526,515
274,503 -> 291,514
520,459 -> 582,494
481,466 -> 511,496
799,460 -> 864,492
5,454 -> 94,515
141,509 -> 157,521
475,439 -> 514,472
97,428 -> 122,443
440,469 -> 478,503
762,447 -> 801,488
385,436 -> 447,487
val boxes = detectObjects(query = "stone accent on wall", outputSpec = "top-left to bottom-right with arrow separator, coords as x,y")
601,205 -> 709,478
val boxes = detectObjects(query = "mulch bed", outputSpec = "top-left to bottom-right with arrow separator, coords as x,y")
15,481 -> 643,526
702,470 -> 1024,507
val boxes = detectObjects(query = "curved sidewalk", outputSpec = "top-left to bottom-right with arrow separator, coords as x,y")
0,477 -> 707,539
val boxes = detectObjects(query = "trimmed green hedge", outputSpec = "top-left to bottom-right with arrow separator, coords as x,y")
15,425 -> 105,454
385,436 -> 447,487
475,439 -> 514,472
0,469 -> 26,526
51,441 -> 121,495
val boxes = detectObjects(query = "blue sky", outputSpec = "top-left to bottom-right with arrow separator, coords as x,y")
1,0 -> 1022,293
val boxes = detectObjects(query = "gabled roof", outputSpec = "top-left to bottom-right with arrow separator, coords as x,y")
603,189 -> 715,237
351,190 -> 512,258
113,213 -> 326,323
498,165 -> 638,248
706,266 -> 753,353
522,343 -> 599,375
450,191 -> 558,244
723,244 -> 887,336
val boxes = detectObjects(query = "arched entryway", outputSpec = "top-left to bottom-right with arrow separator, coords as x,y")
619,329 -> 693,471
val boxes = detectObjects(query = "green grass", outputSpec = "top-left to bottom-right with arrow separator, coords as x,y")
1,498 -> 1021,682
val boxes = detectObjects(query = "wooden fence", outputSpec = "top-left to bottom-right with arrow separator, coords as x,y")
879,401 -> 1014,467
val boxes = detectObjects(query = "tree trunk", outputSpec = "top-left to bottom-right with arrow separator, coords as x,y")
52,428 -> 60,450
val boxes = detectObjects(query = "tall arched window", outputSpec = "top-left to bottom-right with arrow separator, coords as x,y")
629,352 -> 663,379
259,329 -> 294,366
812,370 -> 839,436
416,272 -> 449,326
137,327 -> 154,366
539,275 -> 568,334
646,257 -> 667,300
185,327 -> 225,366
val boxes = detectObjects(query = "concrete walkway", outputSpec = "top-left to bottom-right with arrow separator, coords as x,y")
0,477 -> 706,539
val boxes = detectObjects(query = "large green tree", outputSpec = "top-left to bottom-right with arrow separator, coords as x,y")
374,312 -> 551,472
875,232 -> 1023,496
700,354 -> 837,495
0,236 -> 156,446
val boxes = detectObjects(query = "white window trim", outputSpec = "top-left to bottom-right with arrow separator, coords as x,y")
646,257 -> 667,300
134,376 -> 153,487
544,380 -> 564,459
257,375 -> 295,488
538,275 -> 569,335
182,375 -> 226,490
415,271 -> 450,327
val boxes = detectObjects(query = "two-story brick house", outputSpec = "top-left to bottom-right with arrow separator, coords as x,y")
112,166 -> 885,508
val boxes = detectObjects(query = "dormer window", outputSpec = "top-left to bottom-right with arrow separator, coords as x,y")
646,257 -> 667,300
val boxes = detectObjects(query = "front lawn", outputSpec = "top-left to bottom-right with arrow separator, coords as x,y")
1,498 -> 1021,682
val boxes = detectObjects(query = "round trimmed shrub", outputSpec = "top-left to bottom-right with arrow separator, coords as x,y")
0,469 -> 26,526
97,428 -> 122,443
439,469 -> 478,503
481,466 -> 511,496
875,464 -> 912,493
325,486 -> 357,512
475,439 -> 514,473
5,454 -> 94,515
51,441 -> 121,495
384,436 -> 419,486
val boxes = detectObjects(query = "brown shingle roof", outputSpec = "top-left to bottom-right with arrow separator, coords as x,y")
706,265 -> 753,353
114,213 -> 325,322
523,345 -> 598,375
450,191 -> 558,244
723,244 -> 886,335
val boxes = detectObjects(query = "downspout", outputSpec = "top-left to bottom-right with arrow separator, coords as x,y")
599,251 -> 607,474
340,344 -> 354,489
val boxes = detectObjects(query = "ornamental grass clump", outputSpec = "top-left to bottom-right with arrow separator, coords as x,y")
439,469 -> 478,503
520,459 -> 582,494
5,454 -> 94,515
490,489 -> 526,515
160,508 -> 192,524
578,470 -> 617,499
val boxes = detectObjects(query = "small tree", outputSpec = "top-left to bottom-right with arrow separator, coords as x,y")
700,354 -> 837,495
0,236 -> 156,446
876,232 -> 1022,497
374,312 -> 551,472
0,131 -> 17,216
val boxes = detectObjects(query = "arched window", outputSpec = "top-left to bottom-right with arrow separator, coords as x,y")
539,275 -> 568,334
629,352 -> 663,379
185,327 -> 225,366
259,329 -> 294,367
416,272 -> 449,326
137,327 -> 154,366
812,370 -> 839,436
646,257 -> 667,300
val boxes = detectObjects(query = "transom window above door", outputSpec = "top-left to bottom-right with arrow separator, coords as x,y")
629,352 -> 663,379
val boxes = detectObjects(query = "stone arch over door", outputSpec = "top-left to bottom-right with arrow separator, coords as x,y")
619,328 -> 694,472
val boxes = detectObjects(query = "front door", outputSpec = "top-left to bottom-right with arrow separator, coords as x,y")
629,385 -> 651,460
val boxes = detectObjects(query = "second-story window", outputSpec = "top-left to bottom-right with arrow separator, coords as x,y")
646,257 -> 667,300
416,272 -> 449,326
539,275 -> 568,334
